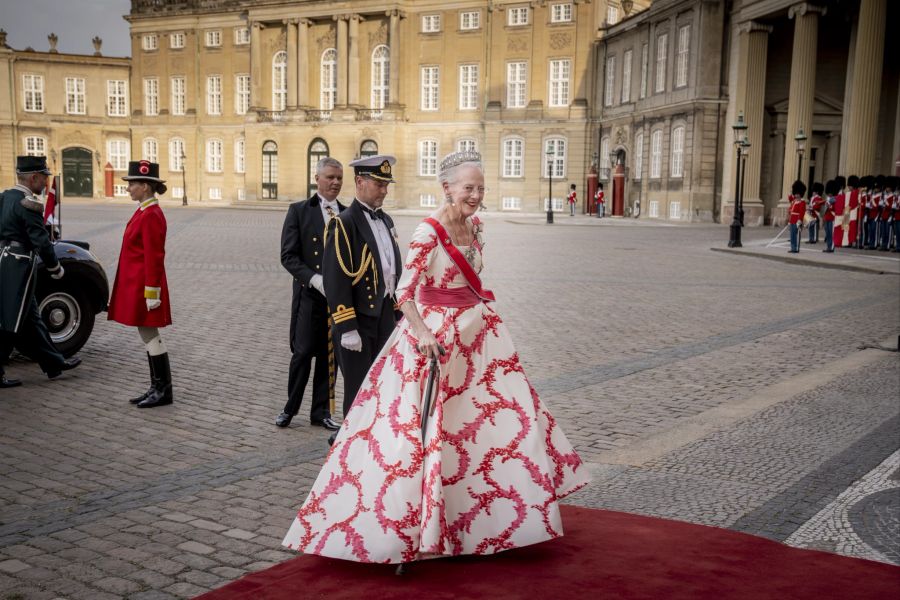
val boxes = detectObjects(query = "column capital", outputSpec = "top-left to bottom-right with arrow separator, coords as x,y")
298,18 -> 313,27
333,13 -> 350,22
349,14 -> 364,23
283,18 -> 299,26
385,9 -> 406,19
737,21 -> 773,35
788,3 -> 827,20
251,21 -> 263,31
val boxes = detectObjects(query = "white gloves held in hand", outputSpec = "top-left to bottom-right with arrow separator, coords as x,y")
309,274 -> 325,296
49,265 -> 64,280
146,298 -> 162,311
341,330 -> 362,352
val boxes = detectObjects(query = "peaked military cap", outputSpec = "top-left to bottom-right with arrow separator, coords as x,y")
349,154 -> 396,183
122,160 -> 166,183
16,155 -> 51,175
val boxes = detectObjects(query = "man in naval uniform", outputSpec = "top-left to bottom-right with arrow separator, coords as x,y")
322,154 -> 401,445
275,157 -> 345,431
1,156 -> 81,387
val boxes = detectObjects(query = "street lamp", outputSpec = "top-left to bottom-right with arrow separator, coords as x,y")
545,149 -> 554,224
728,112 -> 748,247
181,151 -> 188,206
794,128 -> 807,184
739,135 -> 750,226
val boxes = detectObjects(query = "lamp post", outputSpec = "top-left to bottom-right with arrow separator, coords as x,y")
739,135 -> 750,226
609,149 -> 618,216
546,149 -> 554,224
181,151 -> 188,206
794,128 -> 807,185
728,112 -> 748,247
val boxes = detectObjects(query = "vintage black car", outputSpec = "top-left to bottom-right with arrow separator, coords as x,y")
34,240 -> 109,357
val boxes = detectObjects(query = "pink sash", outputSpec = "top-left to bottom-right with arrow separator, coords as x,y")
423,217 -> 495,303
418,285 -> 480,308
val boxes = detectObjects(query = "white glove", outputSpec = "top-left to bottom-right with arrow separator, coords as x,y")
309,274 -> 325,296
341,330 -> 362,352
49,265 -> 64,280
146,298 -> 162,311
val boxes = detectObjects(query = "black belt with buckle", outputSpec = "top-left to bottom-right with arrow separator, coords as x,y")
0,240 -> 28,250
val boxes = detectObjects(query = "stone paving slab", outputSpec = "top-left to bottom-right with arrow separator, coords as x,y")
0,205 -> 897,598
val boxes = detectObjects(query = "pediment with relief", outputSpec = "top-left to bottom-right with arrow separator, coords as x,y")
769,94 -> 843,116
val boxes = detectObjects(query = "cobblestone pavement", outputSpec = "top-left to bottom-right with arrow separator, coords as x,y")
1,205 -> 898,599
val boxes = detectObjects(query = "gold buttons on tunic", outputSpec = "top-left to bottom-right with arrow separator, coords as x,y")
313,236 -> 318,242
314,251 -> 318,256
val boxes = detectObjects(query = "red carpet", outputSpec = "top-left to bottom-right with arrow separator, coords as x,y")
197,505 -> 900,600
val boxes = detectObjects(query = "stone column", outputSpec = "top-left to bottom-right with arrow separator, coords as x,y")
286,19 -> 298,108
824,132 -> 840,179
781,3 -> 825,201
348,15 -> 361,106
768,130 -> 786,220
388,10 -> 401,107
250,22 -> 262,110
844,0 -> 886,176
737,22 -> 772,225
336,15 -> 348,106
297,19 -> 310,107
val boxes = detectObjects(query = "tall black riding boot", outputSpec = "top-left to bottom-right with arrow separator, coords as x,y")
137,353 -> 173,408
129,353 -> 155,404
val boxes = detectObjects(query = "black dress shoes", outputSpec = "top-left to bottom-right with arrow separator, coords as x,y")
1,375 -> 22,388
275,412 -> 293,427
327,432 -> 337,446
311,417 -> 340,431
47,357 -> 82,379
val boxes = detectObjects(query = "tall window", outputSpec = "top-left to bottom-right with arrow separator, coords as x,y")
65,77 -> 86,114
650,130 -> 662,178
207,138 -> 223,172
422,15 -> 441,32
144,78 -> 159,116
235,74 -> 250,115
207,75 -> 222,115
604,56 -> 616,107
621,50 -> 632,103
170,32 -> 185,49
142,34 -> 158,51
458,139 -> 477,153
107,139 -> 129,170
234,138 -> 245,173
460,11 -> 480,30
421,66 -> 439,110
544,138 -> 566,178
205,30 -> 221,47
607,6 -> 619,25
459,64 -> 478,110
676,25 -> 690,88
634,132 -> 644,179
549,59 -> 571,107
262,141 -> 278,199
640,43 -> 649,99
600,136 -> 610,178
419,140 -> 438,176
671,126 -> 684,177
169,138 -> 185,172
502,137 -> 524,177
23,75 -> 44,112
24,136 -> 45,156
234,27 -> 250,45
552,3 -> 573,22
307,138 -> 329,197
272,52 -> 287,111
321,49 -> 337,111
371,45 -> 390,110
508,7 -> 529,26
171,77 -> 186,115
142,138 -> 158,163
107,80 -> 127,117
507,62 -> 527,108
655,33 -> 668,93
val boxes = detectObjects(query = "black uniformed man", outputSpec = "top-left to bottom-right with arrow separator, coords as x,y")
1,156 -> 81,386
323,155 -> 401,444
275,157 -> 345,431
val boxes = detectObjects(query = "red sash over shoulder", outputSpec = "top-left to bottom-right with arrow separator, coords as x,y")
424,217 -> 495,303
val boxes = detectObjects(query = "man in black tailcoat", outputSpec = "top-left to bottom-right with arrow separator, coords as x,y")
275,157 -> 346,431
323,155 -> 401,444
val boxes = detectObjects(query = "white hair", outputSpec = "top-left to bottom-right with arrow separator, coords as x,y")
316,157 -> 343,175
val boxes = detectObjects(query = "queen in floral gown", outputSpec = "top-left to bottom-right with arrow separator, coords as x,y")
282,151 -> 590,564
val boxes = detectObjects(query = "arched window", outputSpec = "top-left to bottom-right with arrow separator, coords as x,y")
142,138 -> 158,163
273,51 -> 287,111
544,137 -> 566,178
650,130 -> 663,178
307,138 -> 329,197
371,45 -> 390,111
321,48 -> 337,112
169,138 -> 185,172
670,126 -> 684,178
457,138 -> 477,153
360,140 -> 378,157
262,141 -> 278,199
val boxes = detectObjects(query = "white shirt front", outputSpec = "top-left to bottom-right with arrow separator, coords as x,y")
318,193 -> 339,222
358,200 -> 396,297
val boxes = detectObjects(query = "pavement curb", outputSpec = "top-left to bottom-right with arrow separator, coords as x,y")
710,246 -> 899,275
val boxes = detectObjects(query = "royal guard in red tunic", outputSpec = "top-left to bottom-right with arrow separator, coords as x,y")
567,183 -> 577,216
846,175 -> 860,247
833,175 -> 846,247
788,180 -> 807,253
595,183 -> 605,218
880,177 -> 896,251
891,177 -> 900,253
807,182 -> 824,244
108,160 -> 173,408
822,179 -> 837,252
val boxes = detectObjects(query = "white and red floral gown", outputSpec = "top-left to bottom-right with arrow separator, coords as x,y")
282,217 -> 590,563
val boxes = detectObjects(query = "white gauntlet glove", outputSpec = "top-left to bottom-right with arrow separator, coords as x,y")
341,330 -> 363,352
146,298 -> 162,311
309,274 -> 325,296
49,265 -> 65,280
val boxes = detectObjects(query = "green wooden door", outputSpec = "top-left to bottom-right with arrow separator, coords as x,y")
62,148 -> 93,197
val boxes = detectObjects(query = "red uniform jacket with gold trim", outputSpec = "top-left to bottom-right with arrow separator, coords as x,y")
108,202 -> 172,327
789,195 -> 806,225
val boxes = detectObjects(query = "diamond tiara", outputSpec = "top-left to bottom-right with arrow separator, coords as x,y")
439,150 -> 482,175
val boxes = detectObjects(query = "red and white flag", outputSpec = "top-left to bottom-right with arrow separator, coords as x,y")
43,175 -> 58,225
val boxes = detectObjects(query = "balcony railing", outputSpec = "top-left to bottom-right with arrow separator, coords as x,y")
257,110 -> 286,123
355,109 -> 383,121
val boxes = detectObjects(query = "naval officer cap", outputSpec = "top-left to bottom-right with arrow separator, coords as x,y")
349,154 -> 396,183
16,155 -> 52,176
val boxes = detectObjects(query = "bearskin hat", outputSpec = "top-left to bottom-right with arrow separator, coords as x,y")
811,181 -> 824,196
848,175 -> 860,188
791,180 -> 807,197
825,179 -> 839,196
835,175 -> 846,189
